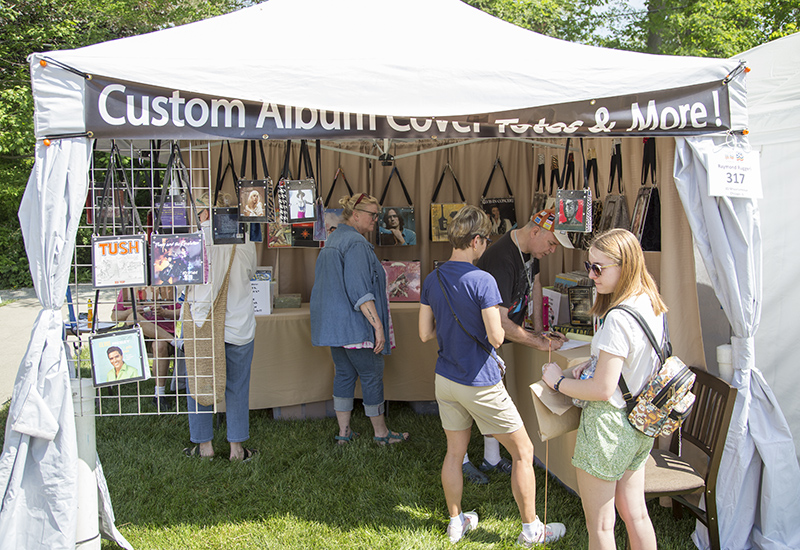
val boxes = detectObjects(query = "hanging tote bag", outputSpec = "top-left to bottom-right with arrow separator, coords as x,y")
151,142 -> 209,287
532,153 -> 548,214
211,141 -> 246,245
377,165 -> 416,246
285,139 -> 320,248
311,140 -> 328,241
237,140 -> 272,224
555,138 -> 592,237
480,157 -> 517,238
430,162 -> 466,242
630,137 -> 661,251
268,140 -> 294,248
597,140 -> 630,233
320,166 -> 354,244
91,141 -> 149,290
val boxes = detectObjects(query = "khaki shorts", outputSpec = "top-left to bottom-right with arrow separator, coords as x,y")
435,374 -> 524,435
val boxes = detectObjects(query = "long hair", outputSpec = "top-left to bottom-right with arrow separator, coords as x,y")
339,193 -> 379,222
589,228 -> 667,318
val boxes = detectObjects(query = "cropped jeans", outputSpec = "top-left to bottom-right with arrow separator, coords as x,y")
186,339 -> 254,444
330,346 -> 385,417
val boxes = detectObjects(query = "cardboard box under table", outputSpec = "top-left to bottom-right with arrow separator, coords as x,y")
500,342 -> 592,495
242,303 -> 438,413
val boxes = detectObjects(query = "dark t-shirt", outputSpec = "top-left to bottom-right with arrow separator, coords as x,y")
421,261 -> 503,386
476,231 -> 540,327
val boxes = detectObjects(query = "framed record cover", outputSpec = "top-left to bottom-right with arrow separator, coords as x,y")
382,260 -> 421,302
212,207 -> 246,245
151,232 -> 207,286
91,234 -> 148,289
377,206 -> 417,246
89,327 -> 149,387
568,285 -> 594,327
238,182 -> 269,222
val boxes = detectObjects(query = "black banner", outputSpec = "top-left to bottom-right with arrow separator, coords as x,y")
85,75 -> 731,140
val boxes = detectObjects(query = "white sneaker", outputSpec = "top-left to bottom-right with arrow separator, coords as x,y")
447,511 -> 478,543
517,521 -> 566,547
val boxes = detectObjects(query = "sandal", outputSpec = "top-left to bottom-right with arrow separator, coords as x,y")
374,430 -> 409,446
335,429 -> 359,445
230,448 -> 258,462
183,445 -> 214,460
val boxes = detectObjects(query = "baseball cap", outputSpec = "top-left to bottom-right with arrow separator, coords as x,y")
531,209 -> 573,249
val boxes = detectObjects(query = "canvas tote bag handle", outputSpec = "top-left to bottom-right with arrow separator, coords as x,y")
430,162 -> 465,203
378,165 -> 413,207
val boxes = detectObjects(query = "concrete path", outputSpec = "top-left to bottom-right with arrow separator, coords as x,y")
0,286 -> 116,404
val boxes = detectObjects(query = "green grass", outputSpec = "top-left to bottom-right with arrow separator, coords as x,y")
0,400 -> 696,549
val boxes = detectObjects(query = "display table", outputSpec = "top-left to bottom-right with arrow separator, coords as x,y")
248,303 -> 438,409
248,301 -> 587,494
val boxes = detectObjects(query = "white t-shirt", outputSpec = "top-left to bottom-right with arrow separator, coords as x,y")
187,220 -> 257,345
591,293 -> 665,409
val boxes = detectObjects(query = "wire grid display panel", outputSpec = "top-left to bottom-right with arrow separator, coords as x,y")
66,139 -> 220,416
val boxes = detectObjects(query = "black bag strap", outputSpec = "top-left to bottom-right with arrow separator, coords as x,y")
378,165 -> 413,206
604,304 -> 671,411
586,149 -> 599,196
608,141 -> 624,194
641,137 -> 657,187
536,154 -> 546,193
563,152 -> 576,190
579,138 -> 591,192
280,140 -> 293,181
325,167 -> 354,206
556,138 -> 573,191
297,139 -> 315,181
481,157 -> 513,198
213,141 -> 238,207
430,163 -> 465,203
153,141 -> 203,234
436,267 -> 504,376
549,155 -> 560,195
96,141 -> 144,236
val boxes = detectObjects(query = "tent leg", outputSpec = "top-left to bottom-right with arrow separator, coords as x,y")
72,378 -> 101,550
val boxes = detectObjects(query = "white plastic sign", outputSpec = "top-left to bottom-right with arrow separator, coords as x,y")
708,147 -> 762,199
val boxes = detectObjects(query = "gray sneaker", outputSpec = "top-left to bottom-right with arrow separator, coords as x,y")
517,521 -> 566,546
462,461 -> 489,485
479,457 -> 512,474
448,511 -> 478,543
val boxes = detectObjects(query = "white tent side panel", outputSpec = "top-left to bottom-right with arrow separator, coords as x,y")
742,32 -> 800,460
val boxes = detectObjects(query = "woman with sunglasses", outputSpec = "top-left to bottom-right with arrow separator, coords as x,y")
310,193 -> 409,446
542,228 -> 666,550
419,206 -> 566,546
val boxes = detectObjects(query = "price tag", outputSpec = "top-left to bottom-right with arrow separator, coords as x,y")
708,147 -> 762,199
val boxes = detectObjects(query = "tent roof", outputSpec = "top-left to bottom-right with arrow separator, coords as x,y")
30,0 -> 747,139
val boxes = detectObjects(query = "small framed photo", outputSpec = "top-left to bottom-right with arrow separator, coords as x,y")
286,180 -> 317,223
91,234 -> 148,289
89,327 -> 149,387
238,181 -> 269,222
212,207 -> 246,244
377,206 -> 416,246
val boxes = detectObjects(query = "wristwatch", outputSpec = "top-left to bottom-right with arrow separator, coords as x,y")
554,375 -> 566,393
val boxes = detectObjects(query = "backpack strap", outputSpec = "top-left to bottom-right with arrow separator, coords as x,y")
603,304 -> 669,412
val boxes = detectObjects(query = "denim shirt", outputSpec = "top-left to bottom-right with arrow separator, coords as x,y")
310,224 -> 391,354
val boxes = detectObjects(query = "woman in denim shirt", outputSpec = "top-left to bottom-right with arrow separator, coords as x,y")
310,193 -> 409,446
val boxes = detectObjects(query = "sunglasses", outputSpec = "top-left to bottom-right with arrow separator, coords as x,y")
355,208 -> 379,220
584,261 -> 617,277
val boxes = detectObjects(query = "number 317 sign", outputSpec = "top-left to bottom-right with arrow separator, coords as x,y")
708,147 -> 762,199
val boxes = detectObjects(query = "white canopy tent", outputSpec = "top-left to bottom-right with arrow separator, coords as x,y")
7,0 -> 794,548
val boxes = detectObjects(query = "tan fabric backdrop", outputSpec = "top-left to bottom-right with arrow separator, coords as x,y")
192,137 -> 704,369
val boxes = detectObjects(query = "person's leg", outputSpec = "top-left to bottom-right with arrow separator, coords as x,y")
615,468 -> 656,550
443,428 -> 472,517
223,340 -> 255,461
352,348 -> 408,442
576,467 -> 619,550
492,428 -> 536,522
186,386 -> 214,457
330,347 -> 358,439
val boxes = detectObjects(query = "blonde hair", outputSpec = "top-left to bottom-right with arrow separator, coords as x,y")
339,193 -> 379,222
448,205 -> 491,249
589,228 -> 667,318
